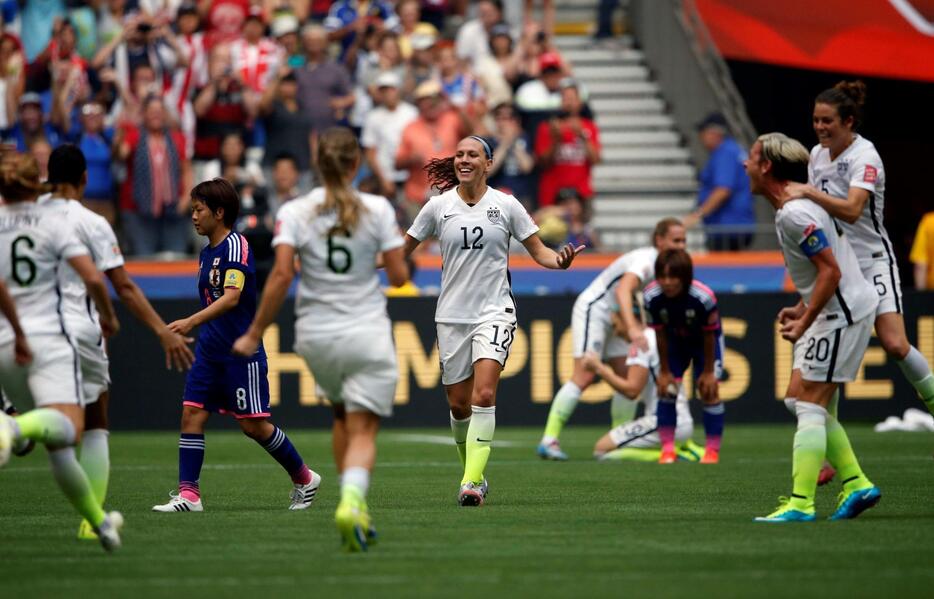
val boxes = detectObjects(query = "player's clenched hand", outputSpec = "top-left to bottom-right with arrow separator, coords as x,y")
556,243 -> 585,269
629,327 -> 649,352
159,327 -> 195,371
13,334 -> 32,366
656,371 -> 676,398
777,303 -> 805,324
168,318 -> 194,336
780,318 -> 808,343
100,314 -> 120,338
231,333 -> 259,358
697,372 -> 718,403
581,351 -> 601,372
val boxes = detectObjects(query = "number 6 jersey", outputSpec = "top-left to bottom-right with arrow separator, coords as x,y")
407,187 -> 539,325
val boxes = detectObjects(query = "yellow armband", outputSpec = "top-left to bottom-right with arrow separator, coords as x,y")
224,269 -> 245,290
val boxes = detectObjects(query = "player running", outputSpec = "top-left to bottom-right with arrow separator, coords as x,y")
537,217 -> 686,460
785,81 -> 934,416
0,152 -> 124,551
152,178 -> 320,513
233,127 -> 409,552
748,132 -> 880,522
644,249 -> 726,464
39,145 -> 195,540
404,135 -> 583,506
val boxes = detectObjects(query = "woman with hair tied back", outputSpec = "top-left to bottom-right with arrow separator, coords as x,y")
233,127 -> 409,552
404,135 -> 583,507
785,81 -> 934,447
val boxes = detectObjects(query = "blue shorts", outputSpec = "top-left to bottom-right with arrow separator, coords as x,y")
666,329 -> 725,381
183,350 -> 270,419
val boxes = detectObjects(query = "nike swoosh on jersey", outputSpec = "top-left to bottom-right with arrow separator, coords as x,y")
443,213 -> 456,219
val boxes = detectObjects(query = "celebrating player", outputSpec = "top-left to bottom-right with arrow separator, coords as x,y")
644,249 -> 726,464
748,132 -> 880,522
152,178 -> 320,513
537,217 -> 686,460
785,81 -> 934,415
404,135 -> 583,506
0,152 -> 124,551
233,127 -> 409,552
40,145 -> 195,540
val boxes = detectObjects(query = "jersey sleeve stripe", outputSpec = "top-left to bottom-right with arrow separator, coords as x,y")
238,233 -> 249,265
691,280 -> 718,303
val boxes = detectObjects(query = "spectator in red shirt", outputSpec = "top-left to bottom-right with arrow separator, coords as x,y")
192,43 -> 257,160
534,80 -> 600,207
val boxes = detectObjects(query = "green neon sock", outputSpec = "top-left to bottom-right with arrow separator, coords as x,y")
543,382 -> 581,441
790,402 -> 827,512
462,406 -> 495,485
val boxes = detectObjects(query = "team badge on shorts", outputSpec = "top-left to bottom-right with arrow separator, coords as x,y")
209,257 -> 221,288
487,206 -> 501,224
837,161 -> 849,176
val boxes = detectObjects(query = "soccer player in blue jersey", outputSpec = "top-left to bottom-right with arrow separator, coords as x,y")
644,249 -> 726,464
152,178 -> 321,513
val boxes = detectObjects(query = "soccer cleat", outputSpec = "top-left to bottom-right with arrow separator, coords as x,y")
677,439 -> 704,462
335,502 -> 372,552
77,519 -> 98,540
457,482 -> 484,507
700,449 -> 720,464
12,437 -> 35,457
536,440 -> 568,461
0,411 -> 13,467
658,448 -> 678,464
289,471 -> 322,510
754,497 -> 816,523
479,478 -> 489,499
95,511 -> 124,552
152,491 -> 204,513
817,462 -> 836,486
829,486 -> 881,521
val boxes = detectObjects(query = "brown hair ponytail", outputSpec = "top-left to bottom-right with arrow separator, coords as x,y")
424,156 -> 458,193
0,152 -> 52,202
815,80 -> 867,131
315,127 -> 365,232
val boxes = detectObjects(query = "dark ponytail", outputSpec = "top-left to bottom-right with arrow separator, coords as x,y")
424,156 -> 458,193
815,80 -> 867,131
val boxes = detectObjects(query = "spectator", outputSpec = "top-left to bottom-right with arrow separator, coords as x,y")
28,18 -> 90,98
488,102 -> 534,206
97,0 -> 132,48
474,22 -> 520,108
523,0 -> 554,38
201,131 -> 265,215
295,25 -> 354,133
395,79 -> 469,221
348,30 -> 406,133
204,0 -> 250,47
402,31 -> 438,102
29,138 -> 53,181
91,14 -> 185,98
270,13 -> 304,68
260,0 -> 309,22
396,0 -> 439,60
258,67 -> 314,187
192,43 -> 255,160
683,112 -> 755,251
0,33 -> 25,130
437,43 -> 485,119
324,0 -> 399,61
114,95 -> 192,255
594,0 -> 621,43
515,51 -> 567,114
20,0 -> 67,63
230,6 -> 282,94
910,211 -> 934,290
534,81 -> 600,207
360,71 -> 417,198
266,152 -> 304,219
454,0 -> 501,68
2,92 -> 63,152
107,63 -> 162,128
70,99 -> 117,223
166,2 -> 208,159
515,21 -> 564,83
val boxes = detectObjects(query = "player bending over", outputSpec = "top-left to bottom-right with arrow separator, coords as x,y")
748,132 -> 880,522
537,218 -> 687,460
152,178 -> 320,513
0,152 -> 124,551
644,249 -> 725,464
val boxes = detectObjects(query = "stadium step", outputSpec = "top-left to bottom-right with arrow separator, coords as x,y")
601,146 -> 691,163
587,80 -> 660,98
596,114 -> 676,130
562,48 -> 645,66
592,196 -> 697,214
599,130 -> 683,147
574,65 -> 650,82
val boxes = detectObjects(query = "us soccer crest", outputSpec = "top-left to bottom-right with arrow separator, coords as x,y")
837,161 -> 849,176
487,206 -> 501,224
209,257 -> 221,288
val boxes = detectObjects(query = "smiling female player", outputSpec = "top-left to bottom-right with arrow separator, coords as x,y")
404,135 -> 584,506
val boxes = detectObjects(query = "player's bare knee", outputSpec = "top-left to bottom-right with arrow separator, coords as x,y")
180,405 -> 208,432
879,331 -> 909,360
239,418 -> 271,440
570,364 -> 594,389
473,386 -> 496,407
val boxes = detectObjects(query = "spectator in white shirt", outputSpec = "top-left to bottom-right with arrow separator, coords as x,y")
455,0 -> 502,68
361,71 -> 418,199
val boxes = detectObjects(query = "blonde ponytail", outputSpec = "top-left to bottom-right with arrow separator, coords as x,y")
0,152 -> 49,202
315,127 -> 365,233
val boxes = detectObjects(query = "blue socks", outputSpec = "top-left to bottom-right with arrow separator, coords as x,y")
260,427 -> 311,485
178,433 -> 205,500
702,402 -> 725,453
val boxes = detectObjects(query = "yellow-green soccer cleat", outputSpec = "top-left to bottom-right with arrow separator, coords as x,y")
754,497 -> 816,523
335,502 -> 373,553
77,519 -> 98,540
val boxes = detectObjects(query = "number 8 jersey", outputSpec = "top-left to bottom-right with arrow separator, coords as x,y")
407,187 -> 539,325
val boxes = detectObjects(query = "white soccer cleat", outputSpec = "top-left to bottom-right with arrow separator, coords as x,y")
458,482 -> 484,507
96,511 -> 124,552
0,411 -> 14,467
479,478 -> 489,499
289,471 -> 322,510
152,491 -> 203,513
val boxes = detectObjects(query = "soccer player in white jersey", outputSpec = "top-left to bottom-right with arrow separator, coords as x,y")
537,218 -> 687,460
588,327 -> 700,462
404,135 -> 583,506
784,81 -> 934,420
746,133 -> 881,522
233,127 -> 409,551
0,152 -> 125,550
40,145 -> 195,541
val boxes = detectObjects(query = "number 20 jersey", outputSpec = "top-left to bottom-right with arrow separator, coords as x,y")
0,202 -> 88,344
407,187 -> 539,325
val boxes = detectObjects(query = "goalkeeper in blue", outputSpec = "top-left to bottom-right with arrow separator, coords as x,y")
748,132 -> 879,522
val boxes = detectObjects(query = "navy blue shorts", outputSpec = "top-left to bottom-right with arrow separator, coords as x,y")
183,349 -> 270,419
667,330 -> 725,381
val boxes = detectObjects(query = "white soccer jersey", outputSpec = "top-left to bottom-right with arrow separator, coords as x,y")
273,188 -> 404,334
579,246 -> 657,312
808,135 -> 889,269
40,197 -> 124,336
775,199 -> 877,332
407,186 -> 539,324
0,202 -> 87,344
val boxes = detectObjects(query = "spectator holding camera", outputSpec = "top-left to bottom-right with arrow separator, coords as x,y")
29,18 -> 90,101
324,0 -> 399,60
91,14 -> 186,95
193,43 -> 255,160
258,65 -> 314,187
295,25 -> 354,133
488,102 -> 534,206
230,6 -> 282,95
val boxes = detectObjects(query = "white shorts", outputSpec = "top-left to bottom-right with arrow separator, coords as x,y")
74,333 -> 109,405
793,315 -> 874,383
570,296 -> 629,359
437,319 -> 516,385
607,405 -> 694,449
862,260 -> 903,316
295,318 -> 398,418
0,334 -> 83,409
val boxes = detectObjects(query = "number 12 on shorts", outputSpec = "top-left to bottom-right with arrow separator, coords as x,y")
490,324 -> 515,353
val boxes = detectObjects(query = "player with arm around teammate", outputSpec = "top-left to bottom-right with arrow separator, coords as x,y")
152,179 -> 321,513
233,127 -> 409,552
644,249 -> 726,465
748,132 -> 880,522
0,152 -> 124,551
404,135 -> 583,506
537,217 -> 687,460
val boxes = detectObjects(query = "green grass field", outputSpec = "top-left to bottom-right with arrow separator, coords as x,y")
1,424 -> 933,598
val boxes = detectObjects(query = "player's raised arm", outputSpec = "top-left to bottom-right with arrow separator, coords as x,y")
521,234 -> 585,270
68,254 -> 120,338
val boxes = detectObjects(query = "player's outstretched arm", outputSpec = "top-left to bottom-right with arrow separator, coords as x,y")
0,279 -> 31,365
781,247 -> 841,342
785,183 -> 869,225
106,266 -> 194,371
521,234 -> 585,270
232,244 -> 296,357
69,255 -> 120,338
168,280 -> 243,335
583,352 -> 648,400
614,273 -> 648,351
383,247 -> 409,287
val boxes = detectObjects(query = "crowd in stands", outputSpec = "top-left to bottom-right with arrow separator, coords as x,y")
0,0 -> 601,257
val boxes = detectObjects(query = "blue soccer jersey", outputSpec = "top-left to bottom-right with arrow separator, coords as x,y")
644,279 -> 724,379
